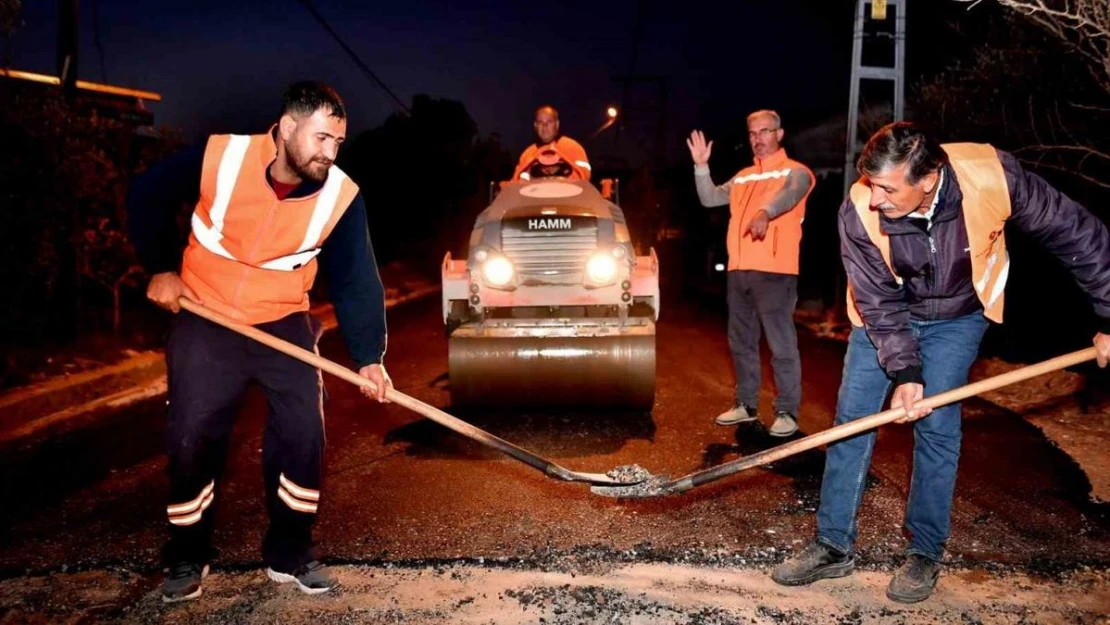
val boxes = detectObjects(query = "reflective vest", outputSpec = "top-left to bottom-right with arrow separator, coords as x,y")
512,136 -> 591,181
726,148 -> 812,274
846,142 -> 1011,327
181,130 -> 360,324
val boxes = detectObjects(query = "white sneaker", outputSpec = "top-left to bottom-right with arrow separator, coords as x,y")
715,404 -> 758,426
266,560 -> 339,595
769,411 -> 799,437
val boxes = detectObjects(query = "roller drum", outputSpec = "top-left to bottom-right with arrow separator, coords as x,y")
449,334 -> 655,410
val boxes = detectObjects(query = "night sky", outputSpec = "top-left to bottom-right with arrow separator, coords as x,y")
7,1 -> 983,165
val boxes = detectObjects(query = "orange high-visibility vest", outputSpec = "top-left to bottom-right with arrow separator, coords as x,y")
846,143 -> 1012,327
726,148 -> 813,275
181,130 -> 360,324
512,136 -> 591,181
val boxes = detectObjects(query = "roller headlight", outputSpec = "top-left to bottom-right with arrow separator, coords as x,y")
586,253 -> 618,284
482,256 -> 515,286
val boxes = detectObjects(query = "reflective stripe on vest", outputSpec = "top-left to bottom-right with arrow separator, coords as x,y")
190,135 -> 351,272
846,142 -> 1011,327
723,149 -> 811,275
976,248 -> 1009,310
257,167 -> 349,270
191,134 -> 251,261
733,168 -> 791,185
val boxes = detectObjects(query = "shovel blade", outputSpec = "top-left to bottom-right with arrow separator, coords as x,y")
590,476 -> 673,498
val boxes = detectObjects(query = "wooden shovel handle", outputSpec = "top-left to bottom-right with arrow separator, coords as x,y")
179,299 -> 383,391
177,298 -> 557,474
676,346 -> 1098,491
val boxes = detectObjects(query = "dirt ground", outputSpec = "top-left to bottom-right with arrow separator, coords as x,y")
3,304 -> 1107,624
796,309 -> 1110,505
1,561 -> 1107,624
973,358 -> 1110,504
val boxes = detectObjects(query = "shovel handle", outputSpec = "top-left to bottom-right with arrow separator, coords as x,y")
674,346 -> 1098,492
177,298 -> 557,474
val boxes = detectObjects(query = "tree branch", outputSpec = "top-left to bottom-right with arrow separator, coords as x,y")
1017,157 -> 1110,189
1069,101 -> 1110,114
114,264 -> 145,289
956,0 -> 1110,88
1011,144 -> 1110,161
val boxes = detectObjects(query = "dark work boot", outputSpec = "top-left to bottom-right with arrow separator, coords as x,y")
771,541 -> 855,586
886,554 -> 941,603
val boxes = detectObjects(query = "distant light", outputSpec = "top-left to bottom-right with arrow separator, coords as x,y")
714,263 -> 725,272
607,106 -> 619,119
871,0 -> 887,20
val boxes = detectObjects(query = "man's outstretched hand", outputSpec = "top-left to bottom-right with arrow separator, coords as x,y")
686,130 -> 713,166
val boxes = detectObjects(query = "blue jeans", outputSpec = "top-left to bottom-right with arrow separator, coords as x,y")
816,312 -> 989,561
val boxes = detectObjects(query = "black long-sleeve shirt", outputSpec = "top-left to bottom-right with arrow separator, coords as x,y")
126,142 -> 388,367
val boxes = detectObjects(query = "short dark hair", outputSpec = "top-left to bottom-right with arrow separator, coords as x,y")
857,121 -> 947,184
282,81 -> 346,120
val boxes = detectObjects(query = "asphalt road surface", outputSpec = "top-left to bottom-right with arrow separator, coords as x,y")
1,292 -> 1107,623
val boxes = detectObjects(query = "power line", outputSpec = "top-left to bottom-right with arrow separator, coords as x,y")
294,0 -> 410,115
93,0 -> 107,82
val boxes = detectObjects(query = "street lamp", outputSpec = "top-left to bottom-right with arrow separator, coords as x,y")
593,106 -> 619,138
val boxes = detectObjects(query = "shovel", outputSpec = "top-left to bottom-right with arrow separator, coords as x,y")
178,298 -> 646,487
592,346 -> 1098,498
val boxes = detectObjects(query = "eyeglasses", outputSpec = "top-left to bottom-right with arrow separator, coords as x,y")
748,127 -> 780,138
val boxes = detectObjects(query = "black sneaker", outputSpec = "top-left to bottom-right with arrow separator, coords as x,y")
162,561 -> 209,603
266,560 -> 339,595
886,554 -> 941,603
771,541 -> 855,586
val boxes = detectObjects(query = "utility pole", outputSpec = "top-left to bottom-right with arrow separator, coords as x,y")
611,0 -> 669,169
832,0 -> 906,322
843,0 -> 906,196
610,73 -> 668,166
57,0 -> 79,96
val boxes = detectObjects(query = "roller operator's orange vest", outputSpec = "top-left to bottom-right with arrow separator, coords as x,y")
846,143 -> 1012,327
726,148 -> 813,275
512,136 -> 591,181
181,130 -> 360,325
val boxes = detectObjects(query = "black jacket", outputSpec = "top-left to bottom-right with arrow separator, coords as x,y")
839,149 -> 1110,385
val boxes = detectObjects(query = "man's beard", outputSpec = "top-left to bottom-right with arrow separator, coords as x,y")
286,143 -> 332,183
